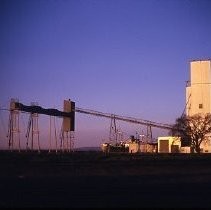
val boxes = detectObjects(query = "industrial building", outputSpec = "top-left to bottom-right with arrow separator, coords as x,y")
186,60 -> 211,116
185,60 -> 211,153
139,142 -> 157,153
158,136 -> 181,153
101,60 -> 211,154
156,60 -> 211,154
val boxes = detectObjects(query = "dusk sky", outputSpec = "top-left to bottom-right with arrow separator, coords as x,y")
0,0 -> 211,149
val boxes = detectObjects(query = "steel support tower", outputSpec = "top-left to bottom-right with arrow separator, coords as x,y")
7,99 -> 21,151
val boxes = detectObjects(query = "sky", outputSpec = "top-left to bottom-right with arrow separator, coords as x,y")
0,0 -> 211,149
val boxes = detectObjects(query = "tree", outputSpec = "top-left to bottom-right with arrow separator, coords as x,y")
172,113 -> 211,153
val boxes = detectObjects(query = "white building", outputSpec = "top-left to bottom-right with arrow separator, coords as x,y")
186,60 -> 211,153
158,136 -> 181,153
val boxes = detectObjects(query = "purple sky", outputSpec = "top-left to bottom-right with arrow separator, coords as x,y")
0,0 -> 211,149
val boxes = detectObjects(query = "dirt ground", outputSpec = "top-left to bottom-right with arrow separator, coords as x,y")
0,151 -> 211,208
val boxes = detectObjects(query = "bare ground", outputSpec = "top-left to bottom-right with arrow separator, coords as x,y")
0,151 -> 211,208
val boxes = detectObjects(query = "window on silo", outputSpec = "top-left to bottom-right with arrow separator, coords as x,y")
199,104 -> 203,109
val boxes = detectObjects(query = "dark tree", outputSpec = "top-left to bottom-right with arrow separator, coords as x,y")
172,114 -> 211,153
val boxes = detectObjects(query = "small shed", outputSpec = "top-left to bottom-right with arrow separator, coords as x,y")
129,142 -> 140,153
158,136 -> 181,153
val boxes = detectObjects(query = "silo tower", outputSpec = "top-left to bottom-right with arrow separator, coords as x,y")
186,60 -> 211,116
186,60 -> 211,153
